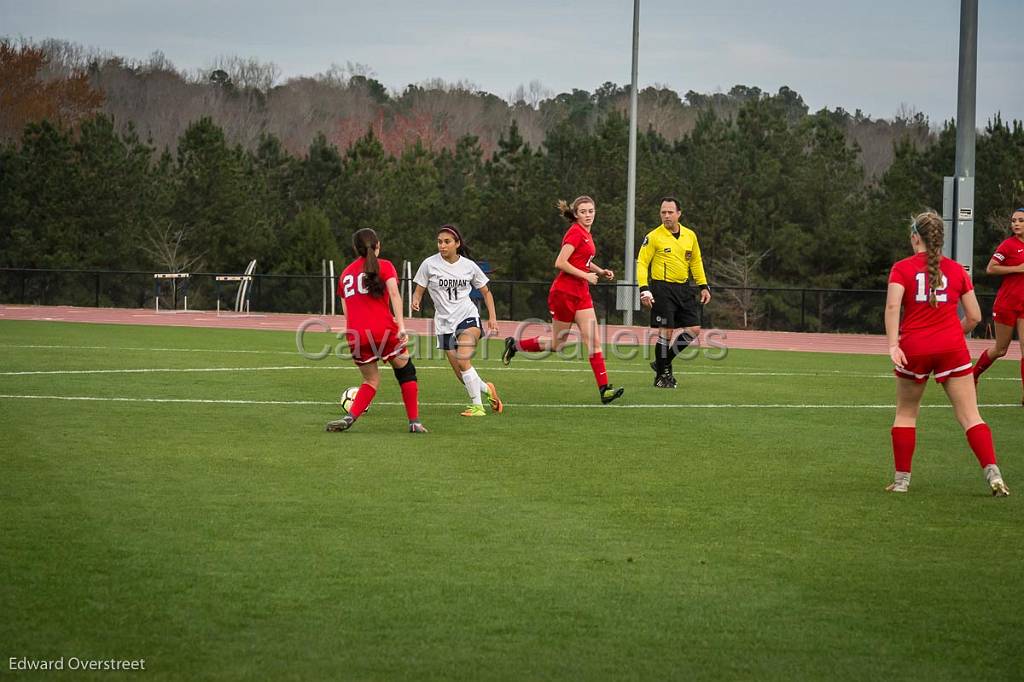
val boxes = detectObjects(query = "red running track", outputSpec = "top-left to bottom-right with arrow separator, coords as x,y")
0,304 -> 1020,360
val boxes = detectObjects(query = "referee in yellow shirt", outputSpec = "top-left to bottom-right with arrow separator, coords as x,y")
636,197 -> 711,387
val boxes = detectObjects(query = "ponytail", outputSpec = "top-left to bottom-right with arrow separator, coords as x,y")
911,211 -> 944,308
556,195 -> 595,223
352,228 -> 385,297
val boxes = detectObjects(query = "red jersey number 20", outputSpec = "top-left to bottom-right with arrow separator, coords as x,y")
913,272 -> 948,303
341,273 -> 368,298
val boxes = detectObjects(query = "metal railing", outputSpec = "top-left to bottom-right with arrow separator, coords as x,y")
0,267 -> 1001,336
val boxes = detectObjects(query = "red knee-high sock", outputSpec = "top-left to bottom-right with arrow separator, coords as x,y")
973,350 -> 994,379
518,337 -> 542,353
891,426 -> 916,473
400,381 -> 419,421
965,423 -> 997,468
350,384 -> 376,418
589,353 -> 609,388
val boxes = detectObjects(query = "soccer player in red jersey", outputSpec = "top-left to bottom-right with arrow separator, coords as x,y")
884,210 -> 1008,496
326,228 -> 427,434
971,208 -> 1024,403
501,196 -> 625,404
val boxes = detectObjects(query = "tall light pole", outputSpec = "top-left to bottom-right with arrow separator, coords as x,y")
943,0 -> 978,278
622,0 -> 640,326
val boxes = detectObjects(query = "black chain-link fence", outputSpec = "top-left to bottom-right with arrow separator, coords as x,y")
0,268 -> 1001,336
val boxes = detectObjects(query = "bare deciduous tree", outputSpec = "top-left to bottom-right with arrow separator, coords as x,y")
143,50 -> 176,74
509,79 -> 551,110
206,55 -> 281,93
3,37 -> 946,173
141,219 -> 205,273
714,242 -> 771,328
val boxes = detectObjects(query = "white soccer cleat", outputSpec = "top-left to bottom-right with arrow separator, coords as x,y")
885,472 -> 910,493
990,478 -> 1010,497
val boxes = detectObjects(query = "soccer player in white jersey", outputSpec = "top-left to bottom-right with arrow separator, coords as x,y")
412,225 -> 504,417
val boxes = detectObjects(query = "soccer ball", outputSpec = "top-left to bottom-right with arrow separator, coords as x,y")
339,386 -> 367,415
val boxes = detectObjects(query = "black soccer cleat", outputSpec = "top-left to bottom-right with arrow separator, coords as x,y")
654,374 -> 675,388
600,384 -> 625,404
325,415 -> 356,432
502,336 -> 518,366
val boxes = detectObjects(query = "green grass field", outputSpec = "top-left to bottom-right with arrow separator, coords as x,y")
1,319 -> 1022,680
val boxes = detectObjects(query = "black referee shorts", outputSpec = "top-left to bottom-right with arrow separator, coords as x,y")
649,280 -> 702,328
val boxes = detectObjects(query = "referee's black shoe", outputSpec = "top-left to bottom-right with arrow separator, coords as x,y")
651,361 -> 677,388
599,384 -> 625,404
650,360 -> 675,378
502,336 -> 517,366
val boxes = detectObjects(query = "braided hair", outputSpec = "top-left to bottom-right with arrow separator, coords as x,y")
912,210 -> 944,308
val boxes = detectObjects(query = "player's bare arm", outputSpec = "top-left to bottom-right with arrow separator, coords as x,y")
959,290 -> 982,334
479,285 -> 499,335
386,277 -> 407,340
588,262 -> 614,280
986,258 -> 1024,276
884,282 -> 906,366
411,284 -> 426,312
555,243 -> 597,284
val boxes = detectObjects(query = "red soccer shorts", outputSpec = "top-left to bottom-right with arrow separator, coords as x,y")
346,329 -> 405,365
992,296 -> 1024,326
893,347 -> 973,384
547,290 -> 594,323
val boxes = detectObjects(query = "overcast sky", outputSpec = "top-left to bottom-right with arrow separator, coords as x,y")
2,0 -> 1021,123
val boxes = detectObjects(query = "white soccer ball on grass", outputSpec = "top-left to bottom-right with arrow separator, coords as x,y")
339,386 -> 368,415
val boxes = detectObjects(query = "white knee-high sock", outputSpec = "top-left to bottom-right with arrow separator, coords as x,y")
467,367 -> 488,396
461,368 -> 483,405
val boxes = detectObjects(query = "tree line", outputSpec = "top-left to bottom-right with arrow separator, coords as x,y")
0,38 -> 937,174
1,39 -> 1022,329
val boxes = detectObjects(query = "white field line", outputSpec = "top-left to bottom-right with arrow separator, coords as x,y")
1,365 -> 343,376
0,394 -> 1021,409
0,343 -> 298,355
6,343 -> 1023,383
0,343 -> 886,374
0,364 -> 901,379
0,346 -> 1019,381
1,364 -> 1021,382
